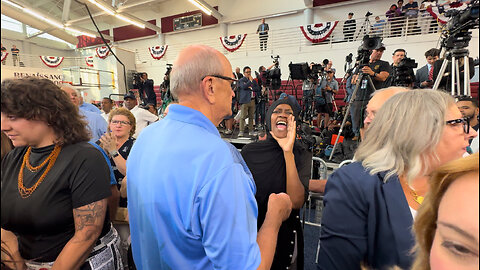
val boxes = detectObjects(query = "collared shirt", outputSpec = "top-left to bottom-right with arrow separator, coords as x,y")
129,105 -> 159,138
79,108 -> 107,142
127,104 -> 261,269
80,102 -> 102,114
101,111 -> 110,122
318,78 -> 339,103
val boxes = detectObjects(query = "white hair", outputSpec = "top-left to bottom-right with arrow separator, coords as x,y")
355,89 -> 455,184
170,46 -> 224,100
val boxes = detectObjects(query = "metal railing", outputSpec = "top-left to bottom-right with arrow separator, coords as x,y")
1,11 -> 445,69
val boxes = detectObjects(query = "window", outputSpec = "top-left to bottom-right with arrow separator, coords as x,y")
1,15 -> 23,32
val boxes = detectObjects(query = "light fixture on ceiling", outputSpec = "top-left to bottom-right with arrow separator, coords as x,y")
64,27 -> 97,38
87,0 -> 115,15
188,0 -> 212,16
23,8 -> 65,29
1,0 -> 23,9
115,14 -> 145,28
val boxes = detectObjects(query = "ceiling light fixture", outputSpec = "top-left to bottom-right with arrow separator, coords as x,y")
188,0 -> 212,16
23,8 -> 65,29
64,27 -> 97,38
115,14 -> 145,28
87,0 -> 115,15
1,0 -> 23,9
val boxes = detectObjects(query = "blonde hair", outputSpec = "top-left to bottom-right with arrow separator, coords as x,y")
412,153 -> 479,270
108,107 -> 136,137
355,90 -> 455,184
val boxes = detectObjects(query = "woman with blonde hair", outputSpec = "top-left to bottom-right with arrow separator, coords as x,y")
317,89 -> 477,270
98,107 -> 136,208
412,153 -> 479,270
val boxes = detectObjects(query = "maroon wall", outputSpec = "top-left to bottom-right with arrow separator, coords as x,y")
313,0 -> 353,6
113,19 -> 157,42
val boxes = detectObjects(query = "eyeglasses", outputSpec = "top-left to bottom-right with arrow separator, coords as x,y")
445,118 -> 470,134
111,120 -> 131,126
201,74 -> 238,82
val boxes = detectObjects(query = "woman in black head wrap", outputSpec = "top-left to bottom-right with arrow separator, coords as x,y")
241,98 -> 311,269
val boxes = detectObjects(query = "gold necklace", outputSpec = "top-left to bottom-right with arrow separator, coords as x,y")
409,188 -> 424,205
18,145 -> 62,198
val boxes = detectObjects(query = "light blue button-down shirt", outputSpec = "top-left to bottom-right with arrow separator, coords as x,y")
127,104 -> 261,270
79,109 -> 107,142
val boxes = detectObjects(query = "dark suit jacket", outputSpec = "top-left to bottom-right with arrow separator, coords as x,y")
415,64 -> 429,88
433,58 -> 475,92
238,77 -> 260,104
317,162 -> 415,270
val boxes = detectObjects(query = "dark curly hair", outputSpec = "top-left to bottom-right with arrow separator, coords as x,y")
1,77 -> 90,145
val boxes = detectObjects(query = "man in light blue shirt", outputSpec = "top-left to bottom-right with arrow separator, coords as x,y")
79,95 -> 102,114
127,45 -> 292,270
61,84 -> 107,142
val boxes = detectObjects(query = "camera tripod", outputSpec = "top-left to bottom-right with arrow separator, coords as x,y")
432,48 -> 472,96
329,71 -> 376,160
355,16 -> 372,41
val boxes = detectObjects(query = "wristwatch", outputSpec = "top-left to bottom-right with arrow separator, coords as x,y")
373,72 -> 377,78
110,150 -> 119,158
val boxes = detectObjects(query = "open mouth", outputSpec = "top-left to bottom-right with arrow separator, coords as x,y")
276,120 -> 287,130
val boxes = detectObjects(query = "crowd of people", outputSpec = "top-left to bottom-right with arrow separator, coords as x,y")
1,42 -> 478,270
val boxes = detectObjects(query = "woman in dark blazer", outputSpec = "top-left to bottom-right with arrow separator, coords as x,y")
317,90 -> 477,270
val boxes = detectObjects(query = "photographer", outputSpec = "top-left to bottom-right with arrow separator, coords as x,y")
134,72 -> 156,107
315,70 -> 338,130
351,43 -> 391,140
415,48 -> 440,89
386,48 -> 416,88
301,75 -> 317,122
255,65 -> 274,129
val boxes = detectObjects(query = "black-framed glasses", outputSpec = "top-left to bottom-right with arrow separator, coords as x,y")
201,74 -> 238,82
445,118 -> 470,134
111,120 -> 131,126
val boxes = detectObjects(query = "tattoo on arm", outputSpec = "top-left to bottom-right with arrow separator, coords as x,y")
72,200 -> 107,242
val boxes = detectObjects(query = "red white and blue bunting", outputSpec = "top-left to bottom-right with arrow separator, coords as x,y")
1,52 -> 8,62
220,34 -> 247,52
300,21 -> 339,43
148,45 -> 168,60
96,46 -> 110,59
426,2 -> 467,24
85,56 -> 94,67
39,56 -> 64,68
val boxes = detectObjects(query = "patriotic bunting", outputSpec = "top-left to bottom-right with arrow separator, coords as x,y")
85,56 -> 94,67
1,52 -> 8,62
148,45 -> 168,60
96,46 -> 110,59
39,56 -> 64,68
300,21 -> 339,43
426,2 -> 467,24
220,34 -> 247,52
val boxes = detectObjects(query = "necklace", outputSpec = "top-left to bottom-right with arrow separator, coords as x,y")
18,144 -> 62,198
409,188 -> 424,205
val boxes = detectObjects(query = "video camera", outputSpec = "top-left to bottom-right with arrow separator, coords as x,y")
442,1 -> 479,50
356,35 -> 382,67
265,55 -> 282,90
393,57 -> 418,87
165,63 -> 173,76
365,11 -> 373,17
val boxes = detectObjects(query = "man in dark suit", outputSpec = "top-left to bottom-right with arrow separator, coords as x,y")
238,66 -> 260,136
415,48 -> 440,89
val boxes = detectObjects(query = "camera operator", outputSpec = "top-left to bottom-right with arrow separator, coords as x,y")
255,64 -> 274,129
133,72 -> 156,108
385,48 -> 416,88
315,70 -> 338,130
415,48 -> 440,89
351,43 -> 391,140
301,75 -> 317,122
